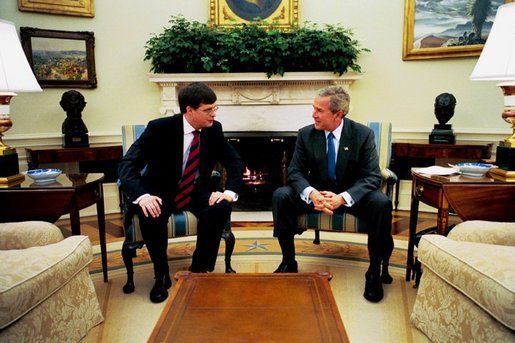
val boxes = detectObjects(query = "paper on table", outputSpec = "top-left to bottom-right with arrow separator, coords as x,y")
414,166 -> 459,176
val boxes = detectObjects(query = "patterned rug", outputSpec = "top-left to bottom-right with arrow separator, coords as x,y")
85,230 -> 429,342
88,229 -> 409,276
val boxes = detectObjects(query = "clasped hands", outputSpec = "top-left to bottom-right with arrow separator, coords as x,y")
310,190 -> 345,215
139,191 -> 233,218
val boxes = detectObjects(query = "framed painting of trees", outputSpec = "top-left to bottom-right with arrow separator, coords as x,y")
402,0 -> 513,60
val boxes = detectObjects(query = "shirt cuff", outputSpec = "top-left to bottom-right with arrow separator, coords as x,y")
341,192 -> 354,207
133,193 -> 150,204
300,186 -> 316,204
224,190 -> 238,202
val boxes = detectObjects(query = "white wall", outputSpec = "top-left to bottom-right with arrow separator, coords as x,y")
1,1 -> 509,213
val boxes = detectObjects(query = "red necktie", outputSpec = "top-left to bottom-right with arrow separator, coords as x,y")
174,131 -> 200,210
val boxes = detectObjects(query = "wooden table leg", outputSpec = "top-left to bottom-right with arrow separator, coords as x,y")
436,197 -> 450,236
95,184 -> 108,282
69,202 -> 81,236
406,185 -> 419,282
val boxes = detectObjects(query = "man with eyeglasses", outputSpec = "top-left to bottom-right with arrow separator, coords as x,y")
119,82 -> 243,303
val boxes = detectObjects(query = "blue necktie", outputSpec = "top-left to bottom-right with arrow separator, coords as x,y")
327,132 -> 336,181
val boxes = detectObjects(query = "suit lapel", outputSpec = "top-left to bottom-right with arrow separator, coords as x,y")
172,115 -> 184,181
312,129 -> 327,179
336,119 -> 352,180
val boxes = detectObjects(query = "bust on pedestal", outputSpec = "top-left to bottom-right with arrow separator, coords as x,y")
61,90 -> 89,148
429,93 -> 456,144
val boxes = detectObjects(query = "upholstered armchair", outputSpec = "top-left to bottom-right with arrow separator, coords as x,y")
410,220 -> 515,342
0,221 -> 103,342
120,125 -> 236,294
297,122 -> 397,242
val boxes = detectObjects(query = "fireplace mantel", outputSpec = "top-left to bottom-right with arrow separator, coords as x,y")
149,72 -> 362,132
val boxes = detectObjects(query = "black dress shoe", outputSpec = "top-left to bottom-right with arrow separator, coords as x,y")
149,277 -> 168,304
273,261 -> 298,273
188,265 -> 208,273
363,271 -> 384,303
381,271 -> 393,284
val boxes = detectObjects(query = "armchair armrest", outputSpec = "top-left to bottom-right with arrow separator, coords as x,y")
0,221 -> 64,250
380,167 -> 398,201
447,221 -> 515,246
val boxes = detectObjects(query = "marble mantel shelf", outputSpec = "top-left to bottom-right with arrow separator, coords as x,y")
148,72 -> 362,116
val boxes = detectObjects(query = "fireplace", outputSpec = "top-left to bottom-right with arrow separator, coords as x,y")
224,132 -> 296,211
149,72 -> 361,214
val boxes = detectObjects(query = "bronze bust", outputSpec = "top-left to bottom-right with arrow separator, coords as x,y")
430,93 -> 456,144
61,90 -> 89,148
434,93 -> 456,125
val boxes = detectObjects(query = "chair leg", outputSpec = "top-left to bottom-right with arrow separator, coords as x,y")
413,257 -> 423,288
222,230 -> 236,273
313,229 -> 320,245
122,242 -> 143,294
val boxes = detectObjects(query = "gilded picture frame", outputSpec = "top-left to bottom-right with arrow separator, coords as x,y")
20,27 -> 97,89
209,0 -> 299,28
402,0 -> 513,61
18,0 -> 94,18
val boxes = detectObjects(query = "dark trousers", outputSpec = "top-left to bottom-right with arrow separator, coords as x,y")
272,186 -> 393,271
137,189 -> 232,278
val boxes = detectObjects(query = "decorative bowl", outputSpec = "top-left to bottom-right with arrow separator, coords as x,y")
453,163 -> 495,178
23,168 -> 62,184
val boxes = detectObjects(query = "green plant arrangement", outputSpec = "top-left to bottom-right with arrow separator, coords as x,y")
144,16 -> 368,78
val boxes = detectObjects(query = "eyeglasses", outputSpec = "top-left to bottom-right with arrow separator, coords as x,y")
198,106 -> 219,115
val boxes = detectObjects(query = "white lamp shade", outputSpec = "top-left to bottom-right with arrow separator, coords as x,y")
0,19 -> 42,92
470,3 -> 515,81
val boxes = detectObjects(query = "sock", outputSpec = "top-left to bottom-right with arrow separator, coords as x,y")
278,234 -> 296,263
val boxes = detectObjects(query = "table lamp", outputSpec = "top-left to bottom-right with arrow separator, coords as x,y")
0,19 -> 42,184
470,3 -> 515,174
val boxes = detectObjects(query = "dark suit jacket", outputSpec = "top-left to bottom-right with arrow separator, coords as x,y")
288,117 -> 381,204
118,114 -> 243,203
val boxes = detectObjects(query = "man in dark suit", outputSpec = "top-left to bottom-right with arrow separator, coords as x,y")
119,82 -> 243,303
272,85 -> 393,302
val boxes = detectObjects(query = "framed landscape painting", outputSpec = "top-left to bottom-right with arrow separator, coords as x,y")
402,0 -> 513,60
209,0 -> 299,28
20,28 -> 97,88
18,0 -> 94,17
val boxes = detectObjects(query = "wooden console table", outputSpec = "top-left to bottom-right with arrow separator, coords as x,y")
405,170 -> 515,282
25,145 -> 123,183
149,271 -> 349,343
0,173 -> 109,282
391,141 -> 493,209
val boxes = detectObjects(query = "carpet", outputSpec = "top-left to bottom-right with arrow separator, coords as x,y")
83,230 -> 429,342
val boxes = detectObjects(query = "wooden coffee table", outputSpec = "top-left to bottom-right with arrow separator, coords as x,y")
149,271 -> 349,343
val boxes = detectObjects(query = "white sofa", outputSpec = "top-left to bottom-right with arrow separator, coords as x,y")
0,221 -> 104,342
410,220 -> 515,342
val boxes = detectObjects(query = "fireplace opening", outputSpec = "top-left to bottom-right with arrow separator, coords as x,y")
221,132 -> 297,211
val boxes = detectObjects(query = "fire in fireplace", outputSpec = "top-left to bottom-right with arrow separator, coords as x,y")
223,132 -> 296,211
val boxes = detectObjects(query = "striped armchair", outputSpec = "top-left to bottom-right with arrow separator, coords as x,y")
297,122 -> 397,243
120,125 -> 235,294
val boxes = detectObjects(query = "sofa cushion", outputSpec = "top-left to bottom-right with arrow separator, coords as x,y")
418,235 -> 515,330
448,220 -> 515,246
0,235 -> 93,329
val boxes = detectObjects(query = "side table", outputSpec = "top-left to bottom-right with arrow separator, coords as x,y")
25,145 -> 123,183
390,141 -> 493,209
0,173 -> 109,282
